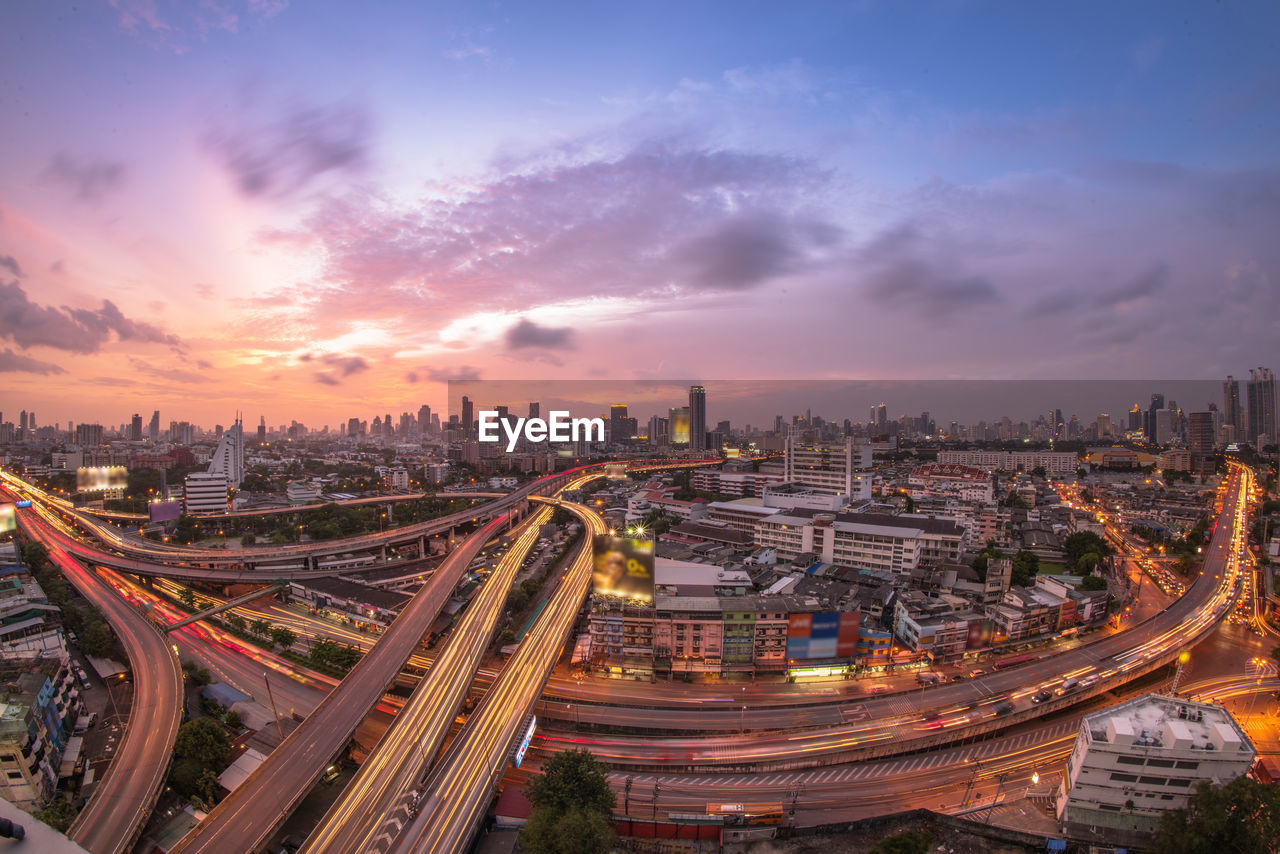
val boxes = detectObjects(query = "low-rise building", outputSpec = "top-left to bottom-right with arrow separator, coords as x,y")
1056,694 -> 1255,847
0,655 -> 80,809
184,471 -> 230,515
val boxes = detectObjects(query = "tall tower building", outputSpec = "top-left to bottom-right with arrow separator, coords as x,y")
1146,394 -> 1165,442
689,385 -> 707,451
418,405 -> 431,436
528,402 -> 540,419
1188,412 -> 1216,454
1223,376 -> 1242,433
609,404 -> 631,443
460,396 -> 474,438
1246,367 -> 1277,446
130,413 -> 143,441
148,410 -> 160,441
669,406 -> 690,445
207,416 -> 245,488
257,416 -> 266,445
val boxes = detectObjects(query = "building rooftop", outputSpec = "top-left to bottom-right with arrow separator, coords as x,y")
1086,694 -> 1254,757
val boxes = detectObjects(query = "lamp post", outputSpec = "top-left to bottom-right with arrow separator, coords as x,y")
1171,650 -> 1191,695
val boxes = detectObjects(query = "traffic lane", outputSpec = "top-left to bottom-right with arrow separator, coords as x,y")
172,513 -> 510,854
43,544 -> 184,854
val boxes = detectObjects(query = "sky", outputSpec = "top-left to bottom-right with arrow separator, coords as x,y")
2,1 -> 1279,430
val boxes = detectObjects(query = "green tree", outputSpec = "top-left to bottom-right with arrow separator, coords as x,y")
1079,575 -> 1108,592
519,806 -> 615,854
227,614 -> 246,633
81,619 -> 116,657
520,749 -> 616,854
1152,775 -> 1280,854
240,533 -> 256,546
868,829 -> 934,854
1011,550 -> 1040,587
178,587 -> 197,610
35,796 -> 77,832
270,627 -> 297,649
250,618 -> 270,638
525,748 -> 616,816
1064,531 -> 1111,565
20,541 -> 50,572
1175,553 -> 1199,577
174,718 -> 230,768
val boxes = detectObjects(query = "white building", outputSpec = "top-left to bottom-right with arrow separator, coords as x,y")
908,463 -> 994,503
784,437 -> 873,499
207,417 -> 245,488
1056,694 -> 1255,846
184,471 -> 230,515
755,509 -> 964,575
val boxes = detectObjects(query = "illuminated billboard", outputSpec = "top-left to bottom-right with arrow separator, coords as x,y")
966,619 -> 996,650
149,500 -> 183,523
514,715 -> 537,768
77,466 -> 128,493
0,505 -> 13,534
591,534 -> 655,606
785,611 -> 859,659
605,463 -> 627,480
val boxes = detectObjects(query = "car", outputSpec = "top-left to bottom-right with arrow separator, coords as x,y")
994,702 -> 1015,716
969,669 -> 986,678
1032,690 -> 1052,704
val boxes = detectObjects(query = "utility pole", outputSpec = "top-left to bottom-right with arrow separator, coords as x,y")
652,783 -> 661,821
263,670 -> 284,740
984,772 -> 1009,824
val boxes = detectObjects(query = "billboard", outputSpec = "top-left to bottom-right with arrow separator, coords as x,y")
591,534 -> 655,606
0,504 -> 13,534
514,716 -> 537,768
605,463 -> 628,480
149,500 -> 183,523
77,466 -> 128,493
785,611 -> 859,660
966,618 -> 996,650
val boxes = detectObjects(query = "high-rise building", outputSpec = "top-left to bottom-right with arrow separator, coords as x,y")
347,417 -> 362,438
689,385 -> 707,450
75,423 -> 103,447
669,406 -> 690,445
1246,367 -> 1277,446
207,416 -> 245,488
647,415 -> 668,445
148,410 -> 160,441
609,404 -> 630,443
418,405 -> 431,436
1223,376 -> 1242,433
185,471 -> 230,515
129,413 -> 143,441
461,396 -> 474,438
876,404 -> 888,428
783,436 -> 873,499
257,416 -> 266,445
19,411 -> 28,433
1188,412 -> 1216,454
1128,404 -> 1142,433
528,402 -> 540,419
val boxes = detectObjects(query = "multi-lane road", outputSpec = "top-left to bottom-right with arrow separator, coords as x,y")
171,511 -> 514,854
10,503 -> 184,854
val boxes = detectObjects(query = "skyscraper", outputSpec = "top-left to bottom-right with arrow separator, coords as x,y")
208,416 -> 245,488
1146,394 -> 1164,442
148,410 -> 160,441
461,396 -> 474,438
669,406 -> 690,444
528,402 -> 540,419
609,404 -> 629,443
130,413 -> 143,441
418,405 -> 431,436
1246,367 -> 1277,446
1223,376 -> 1242,433
689,385 -> 707,450
258,415 -> 266,444
1188,412 -> 1215,454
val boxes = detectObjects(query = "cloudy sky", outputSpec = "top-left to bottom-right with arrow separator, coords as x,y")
2,1 -> 1278,429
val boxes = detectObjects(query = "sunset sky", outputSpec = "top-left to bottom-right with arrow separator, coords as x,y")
2,2 -> 1278,429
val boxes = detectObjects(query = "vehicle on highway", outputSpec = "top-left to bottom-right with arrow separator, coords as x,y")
1032,690 -> 1052,704
994,702 -> 1015,716
1058,677 -> 1080,694
969,668 -> 986,678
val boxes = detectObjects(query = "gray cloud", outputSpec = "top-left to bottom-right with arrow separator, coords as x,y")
673,212 -> 840,290
43,153 -> 127,202
405,371 -> 419,383
1096,264 -> 1168,308
314,372 -> 340,386
206,96 -> 372,199
0,281 -> 181,353
0,256 -> 22,278
319,353 -> 369,375
861,224 -> 1001,318
0,349 -> 65,375
505,318 -> 575,350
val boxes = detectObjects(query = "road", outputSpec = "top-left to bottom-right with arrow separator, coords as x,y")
390,493 -> 607,853
171,511 -> 514,854
525,466 -> 1252,771
302,507 -> 553,853
13,509 -> 184,854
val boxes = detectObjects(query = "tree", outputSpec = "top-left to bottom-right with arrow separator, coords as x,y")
519,806 -> 615,854
270,627 -> 297,649
1075,552 -> 1100,575
1152,775 -> 1280,854
526,748 -> 616,815
1031,466 -> 1047,479
178,587 -> 197,610
869,829 -> 933,854
250,619 -> 270,638
240,533 -> 256,546
174,718 -> 230,768
1079,575 -> 1108,592
20,541 -> 50,572
1175,553 -> 1199,578
81,619 -> 116,658
1011,550 -> 1040,587
520,749 -> 616,854
1064,532 -> 1111,566
227,614 -> 246,633
35,796 -> 76,832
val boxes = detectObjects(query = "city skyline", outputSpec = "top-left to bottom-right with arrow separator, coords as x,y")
2,2 -> 1279,427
